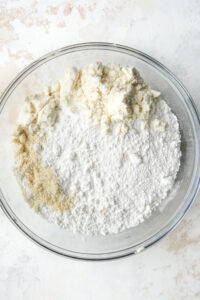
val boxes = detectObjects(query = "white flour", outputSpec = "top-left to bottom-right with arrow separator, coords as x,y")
13,63 -> 181,235
39,100 -> 181,235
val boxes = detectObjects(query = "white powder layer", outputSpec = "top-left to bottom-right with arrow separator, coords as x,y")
39,100 -> 181,235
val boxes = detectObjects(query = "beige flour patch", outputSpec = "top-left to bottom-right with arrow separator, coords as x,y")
13,125 -> 74,212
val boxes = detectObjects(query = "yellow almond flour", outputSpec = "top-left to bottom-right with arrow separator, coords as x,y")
13,125 -> 74,213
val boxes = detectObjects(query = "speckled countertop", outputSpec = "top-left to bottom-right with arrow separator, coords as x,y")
0,0 -> 200,299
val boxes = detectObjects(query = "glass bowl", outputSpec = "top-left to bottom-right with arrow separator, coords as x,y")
0,42 -> 200,260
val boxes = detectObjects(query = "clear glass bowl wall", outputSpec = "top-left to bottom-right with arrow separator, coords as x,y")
0,43 -> 199,260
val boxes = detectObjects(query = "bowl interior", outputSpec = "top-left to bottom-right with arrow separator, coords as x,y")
0,45 -> 199,259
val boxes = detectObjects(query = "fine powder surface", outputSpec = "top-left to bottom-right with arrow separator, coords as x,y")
12,63 -> 181,236
39,100 -> 181,235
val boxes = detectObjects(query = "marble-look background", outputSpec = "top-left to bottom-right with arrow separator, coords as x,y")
0,0 -> 200,299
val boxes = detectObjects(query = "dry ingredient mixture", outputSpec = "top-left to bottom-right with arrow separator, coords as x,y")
12,62 -> 181,235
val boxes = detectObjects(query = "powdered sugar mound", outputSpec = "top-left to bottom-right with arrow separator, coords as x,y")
39,100 -> 181,235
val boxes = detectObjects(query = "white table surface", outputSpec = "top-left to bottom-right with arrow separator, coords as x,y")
0,0 -> 200,299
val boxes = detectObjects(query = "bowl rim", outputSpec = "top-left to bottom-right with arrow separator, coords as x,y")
0,42 -> 200,261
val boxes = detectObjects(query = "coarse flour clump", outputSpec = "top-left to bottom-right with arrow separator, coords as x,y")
12,62 -> 181,236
